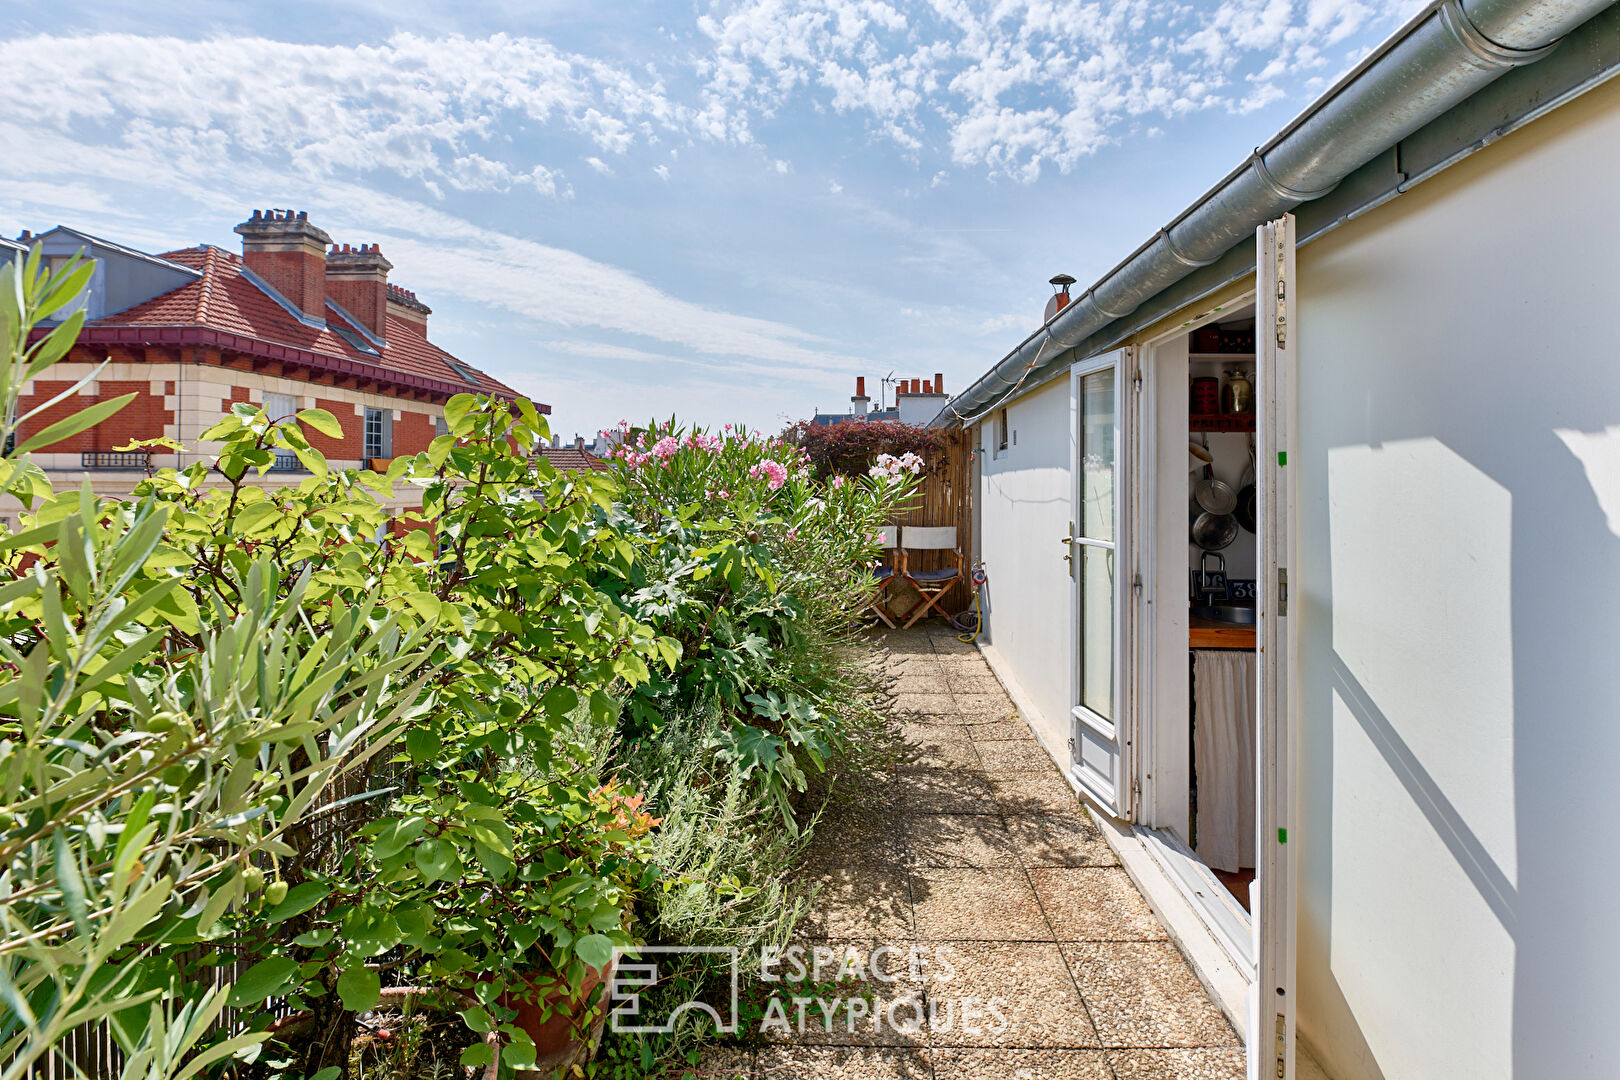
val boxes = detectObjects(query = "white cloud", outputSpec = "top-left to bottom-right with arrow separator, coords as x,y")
828,179 -> 843,194
695,0 -> 1426,181
774,158 -> 791,173
653,164 -> 671,180
584,156 -> 614,175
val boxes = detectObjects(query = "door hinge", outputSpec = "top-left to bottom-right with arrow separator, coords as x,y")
1133,778 -> 1142,804
1132,571 -> 1143,596
1277,567 -> 1288,616
1133,368 -> 1142,392
1274,243 -> 1288,350
1068,737 -> 1077,761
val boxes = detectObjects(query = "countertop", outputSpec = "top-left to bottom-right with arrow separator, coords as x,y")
1189,617 -> 1256,650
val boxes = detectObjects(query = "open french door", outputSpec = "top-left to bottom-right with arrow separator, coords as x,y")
1068,347 -> 1138,818
1251,215 -> 1299,1080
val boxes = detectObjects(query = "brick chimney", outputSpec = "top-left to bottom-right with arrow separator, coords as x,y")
851,376 -> 869,417
235,210 -> 332,321
326,243 -> 393,338
386,283 -> 432,333
934,372 -> 945,395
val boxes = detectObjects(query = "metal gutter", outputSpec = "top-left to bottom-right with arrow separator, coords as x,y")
934,0 -> 1619,426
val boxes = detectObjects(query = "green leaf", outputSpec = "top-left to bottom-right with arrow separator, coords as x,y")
460,1044 -> 493,1069
297,408 -> 344,438
265,882 -> 330,923
336,966 -> 382,1013
404,727 -> 441,761
15,393 -> 136,455
444,394 -> 477,435
575,934 -> 616,972
541,685 -> 578,719
414,838 -> 462,882
372,816 -> 427,860
226,957 -> 300,1007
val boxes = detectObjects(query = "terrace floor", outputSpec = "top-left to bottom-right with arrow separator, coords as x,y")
699,624 -> 1246,1079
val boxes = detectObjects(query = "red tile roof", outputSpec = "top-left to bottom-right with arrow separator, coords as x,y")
90,246 -> 524,403
538,446 -> 610,472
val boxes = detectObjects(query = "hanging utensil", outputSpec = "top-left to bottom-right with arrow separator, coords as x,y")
1236,436 -> 1257,533
1193,461 -> 1237,517
1191,510 -> 1239,550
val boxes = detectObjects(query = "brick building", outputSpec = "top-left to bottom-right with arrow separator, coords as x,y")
7,209 -> 534,522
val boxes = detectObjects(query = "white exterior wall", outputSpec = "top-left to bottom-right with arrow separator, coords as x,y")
975,375 -> 1072,754
1293,75 -> 1620,1080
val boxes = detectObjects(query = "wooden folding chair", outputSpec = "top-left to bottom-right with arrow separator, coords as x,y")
865,525 -> 900,628
898,526 -> 962,629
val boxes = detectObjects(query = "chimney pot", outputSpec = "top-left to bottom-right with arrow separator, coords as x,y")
934,372 -> 945,394
911,378 -> 921,394
235,208 -> 332,320
923,380 -> 933,394
855,376 -> 865,397
325,241 -> 394,338
575,435 -> 585,451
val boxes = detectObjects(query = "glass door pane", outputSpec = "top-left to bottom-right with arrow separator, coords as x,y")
1077,367 -> 1117,722
1078,542 -> 1114,721
1080,369 -> 1115,541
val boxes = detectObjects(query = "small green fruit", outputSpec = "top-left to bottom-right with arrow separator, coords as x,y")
264,880 -> 289,907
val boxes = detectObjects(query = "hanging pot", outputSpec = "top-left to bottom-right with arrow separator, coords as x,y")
1235,438 -> 1257,534
1191,510 -> 1239,550
1192,462 -> 1236,517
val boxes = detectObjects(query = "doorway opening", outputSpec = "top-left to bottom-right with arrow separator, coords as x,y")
1132,298 -> 1263,965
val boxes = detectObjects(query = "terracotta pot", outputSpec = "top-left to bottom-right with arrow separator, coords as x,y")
498,963 -> 614,1076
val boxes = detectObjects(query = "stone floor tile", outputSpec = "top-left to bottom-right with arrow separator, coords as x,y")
689,1048 -> 759,1079
798,866 -> 915,939
906,812 -> 1021,868
910,868 -> 1051,941
950,693 -> 1018,720
1106,1048 -> 1247,1079
889,675 -> 945,696
900,766 -> 997,814
931,1048 -> 1113,1079
890,693 -> 957,720
963,719 -> 1038,742
1062,941 -> 1240,1048
1003,815 -> 1119,868
945,674 -> 1005,695
887,696 -> 959,722
972,739 -> 1056,774
988,773 -> 1082,817
1029,869 -> 1167,941
760,942 -> 929,1048
922,942 -> 1100,1049
757,1047 -> 932,1079
896,732 -> 981,771
927,636 -> 981,656
802,807 -> 911,870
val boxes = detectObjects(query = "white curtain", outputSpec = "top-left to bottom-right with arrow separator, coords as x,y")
1193,649 -> 1257,873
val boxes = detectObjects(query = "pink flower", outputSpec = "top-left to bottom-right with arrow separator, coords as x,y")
651,435 -> 680,459
749,459 -> 788,490
786,527 -> 799,541
831,475 -> 845,488
718,489 -> 730,499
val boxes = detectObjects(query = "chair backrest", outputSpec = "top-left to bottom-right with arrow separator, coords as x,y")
877,525 -> 899,548
901,526 -> 956,550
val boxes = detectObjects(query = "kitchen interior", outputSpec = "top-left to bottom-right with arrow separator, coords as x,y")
1182,310 -> 1258,911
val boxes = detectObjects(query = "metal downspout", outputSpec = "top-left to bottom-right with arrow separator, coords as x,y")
936,0 -> 1615,426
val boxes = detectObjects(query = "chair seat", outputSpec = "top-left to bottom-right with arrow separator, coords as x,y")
908,567 -> 959,584
873,566 -> 896,581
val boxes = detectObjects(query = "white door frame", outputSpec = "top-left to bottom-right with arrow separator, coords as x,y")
1067,348 -> 1137,819
1250,213 -> 1300,1080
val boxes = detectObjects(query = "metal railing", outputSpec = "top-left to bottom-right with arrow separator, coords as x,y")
80,451 -> 151,470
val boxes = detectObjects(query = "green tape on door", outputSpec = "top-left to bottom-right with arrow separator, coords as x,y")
1278,451 -> 1288,466
1278,828 -> 1288,844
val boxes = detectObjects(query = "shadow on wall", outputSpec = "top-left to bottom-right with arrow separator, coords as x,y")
1297,160 -> 1620,1078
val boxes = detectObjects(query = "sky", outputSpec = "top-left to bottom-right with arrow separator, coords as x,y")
0,0 -> 1427,439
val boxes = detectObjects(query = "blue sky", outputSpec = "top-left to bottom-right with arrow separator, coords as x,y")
0,0 -> 1423,438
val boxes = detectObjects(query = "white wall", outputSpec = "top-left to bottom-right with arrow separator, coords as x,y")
1293,74 -> 1620,1080
976,376 -> 1073,753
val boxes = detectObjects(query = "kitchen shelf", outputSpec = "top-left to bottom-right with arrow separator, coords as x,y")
1189,353 -> 1256,361
1190,414 -> 1255,432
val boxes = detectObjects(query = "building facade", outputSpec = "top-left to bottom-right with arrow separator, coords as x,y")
6,210 -> 530,523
